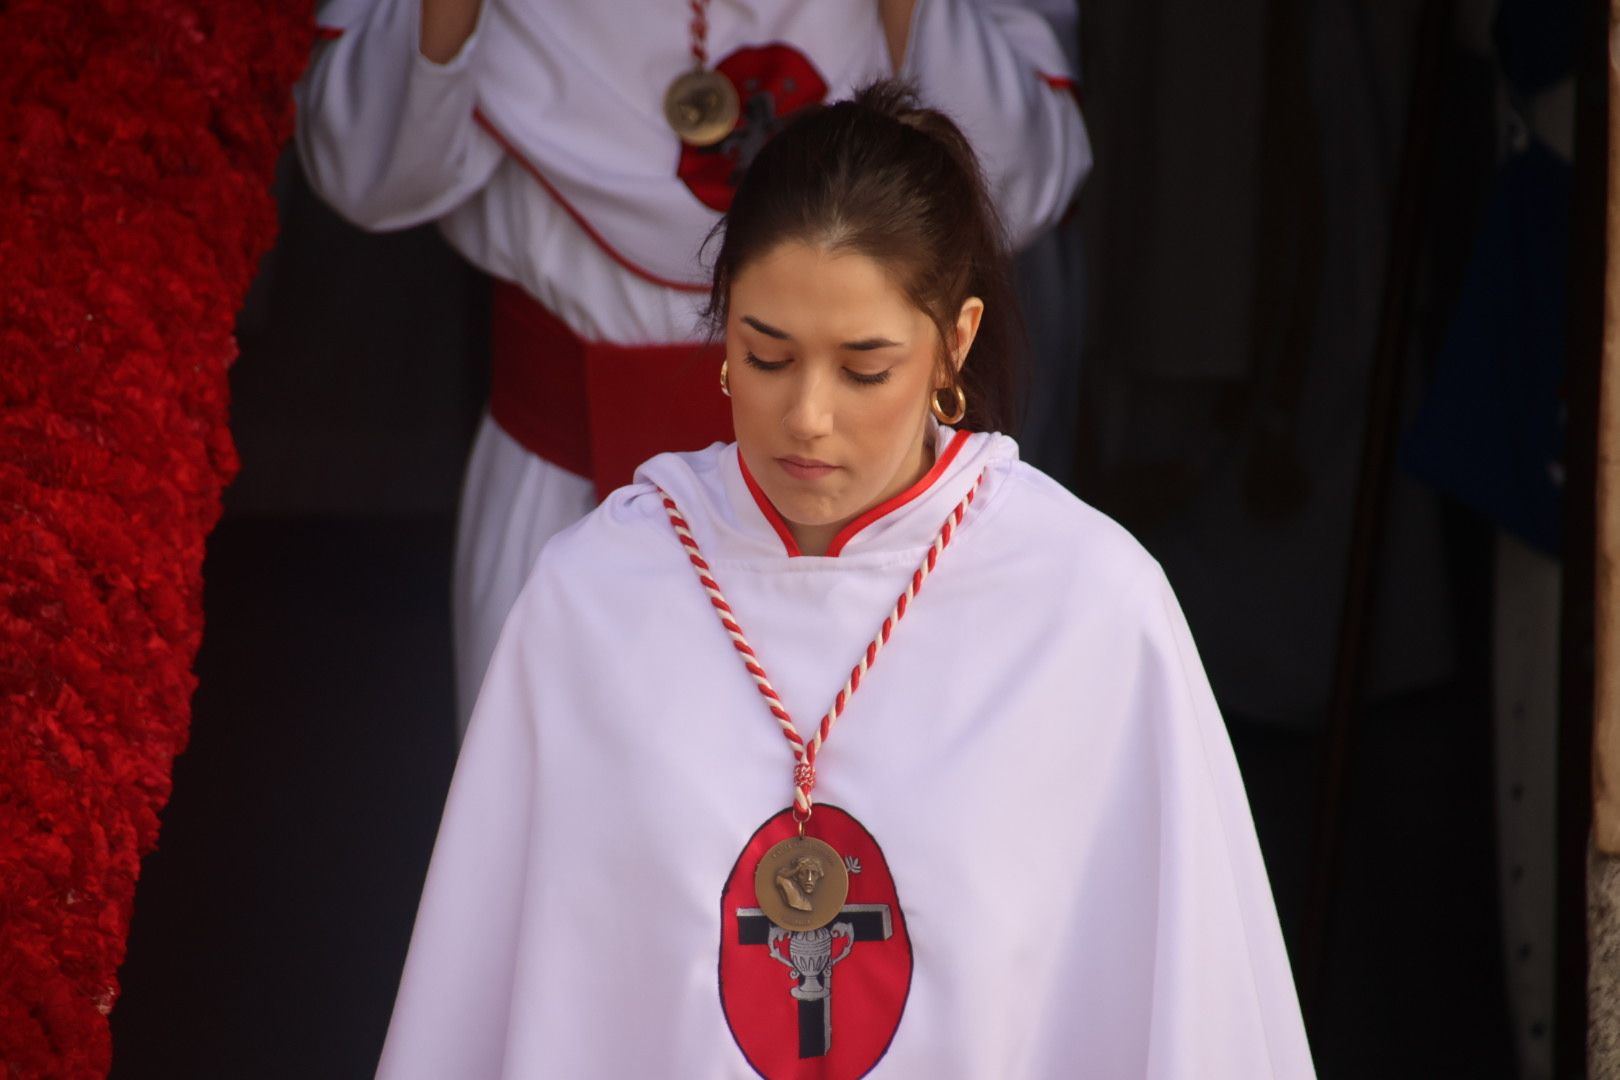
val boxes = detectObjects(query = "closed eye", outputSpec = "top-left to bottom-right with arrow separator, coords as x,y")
743,352 -> 790,372
843,367 -> 891,386
743,352 -> 892,386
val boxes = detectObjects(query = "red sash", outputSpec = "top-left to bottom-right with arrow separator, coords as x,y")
489,279 -> 733,501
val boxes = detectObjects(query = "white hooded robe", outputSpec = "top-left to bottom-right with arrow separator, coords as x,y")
375,428 -> 1315,1078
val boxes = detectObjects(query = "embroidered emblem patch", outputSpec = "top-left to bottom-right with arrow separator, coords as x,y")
675,44 -> 828,212
719,806 -> 912,1079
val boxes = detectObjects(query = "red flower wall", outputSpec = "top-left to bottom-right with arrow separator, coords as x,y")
0,3 -> 312,1075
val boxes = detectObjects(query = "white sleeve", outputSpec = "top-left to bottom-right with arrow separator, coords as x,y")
902,0 -> 1093,249
1133,566 -> 1318,1078
295,0 -> 503,231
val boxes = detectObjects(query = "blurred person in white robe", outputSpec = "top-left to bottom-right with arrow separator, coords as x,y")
295,0 -> 1092,733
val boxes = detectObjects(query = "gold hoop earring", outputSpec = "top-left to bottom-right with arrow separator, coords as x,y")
719,359 -> 731,397
931,384 -> 966,425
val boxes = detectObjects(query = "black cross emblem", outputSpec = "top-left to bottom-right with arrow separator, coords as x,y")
705,90 -> 788,188
735,904 -> 893,1058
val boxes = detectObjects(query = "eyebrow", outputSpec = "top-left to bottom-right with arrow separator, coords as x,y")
740,315 -> 903,352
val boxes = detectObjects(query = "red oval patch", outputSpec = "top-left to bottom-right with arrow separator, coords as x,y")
719,806 -> 912,1079
675,44 -> 829,212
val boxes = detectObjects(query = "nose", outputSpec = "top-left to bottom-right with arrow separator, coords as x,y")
782,369 -> 835,441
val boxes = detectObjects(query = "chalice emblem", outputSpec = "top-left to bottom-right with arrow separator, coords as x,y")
767,921 -> 855,1002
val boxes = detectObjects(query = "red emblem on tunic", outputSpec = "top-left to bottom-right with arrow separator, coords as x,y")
676,44 -> 829,212
719,806 -> 912,1079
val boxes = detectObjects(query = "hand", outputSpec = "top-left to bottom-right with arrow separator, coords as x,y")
420,0 -> 481,64
878,0 -> 917,72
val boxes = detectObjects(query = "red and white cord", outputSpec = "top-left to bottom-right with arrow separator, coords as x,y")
659,467 -> 985,818
688,0 -> 710,68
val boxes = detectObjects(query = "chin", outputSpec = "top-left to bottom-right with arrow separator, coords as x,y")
771,487 -> 848,528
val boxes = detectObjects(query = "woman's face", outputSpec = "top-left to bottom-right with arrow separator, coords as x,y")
726,241 -> 981,553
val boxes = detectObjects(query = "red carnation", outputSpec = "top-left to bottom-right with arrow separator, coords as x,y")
0,1 -> 314,1075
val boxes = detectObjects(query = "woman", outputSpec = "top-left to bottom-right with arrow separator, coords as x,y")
375,84 -> 1313,1079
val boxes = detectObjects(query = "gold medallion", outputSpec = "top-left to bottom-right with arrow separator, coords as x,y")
663,67 -> 740,147
753,835 -> 850,932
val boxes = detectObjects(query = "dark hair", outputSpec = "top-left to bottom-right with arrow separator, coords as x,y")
704,81 -> 1023,433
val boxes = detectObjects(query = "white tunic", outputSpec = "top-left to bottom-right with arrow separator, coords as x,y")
294,0 -> 1094,730
376,428 -> 1316,1078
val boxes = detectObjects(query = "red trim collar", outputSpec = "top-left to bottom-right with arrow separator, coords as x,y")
738,452 -> 803,557
736,430 -> 972,558
826,430 -> 970,556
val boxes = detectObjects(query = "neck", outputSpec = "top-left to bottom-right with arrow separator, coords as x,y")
787,429 -> 936,556
789,522 -> 841,559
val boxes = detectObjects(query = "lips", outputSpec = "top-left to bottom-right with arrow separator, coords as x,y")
776,455 -> 839,481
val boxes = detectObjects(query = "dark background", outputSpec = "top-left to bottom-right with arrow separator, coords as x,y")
109,0 -> 1596,1075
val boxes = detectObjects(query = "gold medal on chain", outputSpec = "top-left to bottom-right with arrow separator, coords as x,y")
664,0 -> 740,147
664,69 -> 740,147
660,463 -> 986,934
752,835 -> 851,932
